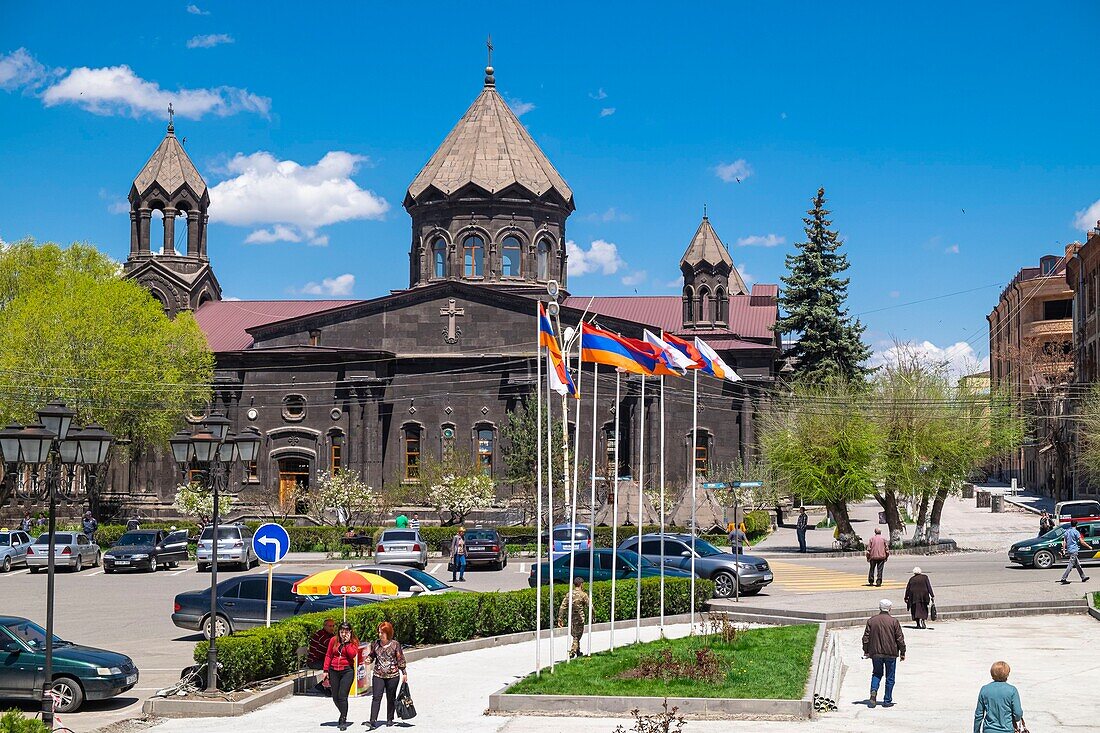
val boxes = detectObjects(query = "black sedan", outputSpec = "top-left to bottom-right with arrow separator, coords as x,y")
172,573 -> 379,639
0,616 -> 137,713
463,528 -> 508,570
104,529 -> 189,573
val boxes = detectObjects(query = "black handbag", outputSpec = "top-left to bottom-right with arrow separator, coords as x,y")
929,600 -> 938,621
447,560 -> 455,572
395,681 -> 416,720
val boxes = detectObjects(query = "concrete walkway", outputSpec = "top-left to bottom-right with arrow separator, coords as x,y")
147,614 -> 1096,733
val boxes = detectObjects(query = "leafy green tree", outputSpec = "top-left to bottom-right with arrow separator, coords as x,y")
774,188 -> 872,383
1075,383 -> 1100,482
0,239 -> 214,511
759,379 -> 880,548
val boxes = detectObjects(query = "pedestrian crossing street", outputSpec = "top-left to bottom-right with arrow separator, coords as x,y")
766,559 -> 906,594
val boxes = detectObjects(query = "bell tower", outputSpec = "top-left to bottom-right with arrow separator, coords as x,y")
680,212 -> 746,329
123,107 -> 221,317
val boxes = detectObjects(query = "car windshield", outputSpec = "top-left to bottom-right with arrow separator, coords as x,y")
34,534 -> 73,545
553,528 -> 590,541
2,619 -> 65,649
405,569 -> 449,591
1059,502 -> 1100,518
116,532 -> 157,546
1040,526 -> 1066,540
464,531 -> 496,541
383,531 -> 416,542
200,527 -> 240,541
688,538 -> 724,557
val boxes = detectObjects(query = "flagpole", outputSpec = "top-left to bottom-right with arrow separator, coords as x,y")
690,368 -> 698,632
636,373 -> 645,644
610,370 -> 621,652
546,353 -> 556,672
564,332 -> 579,662
587,363 -> 599,657
535,303 -> 543,675
659,370 -> 666,630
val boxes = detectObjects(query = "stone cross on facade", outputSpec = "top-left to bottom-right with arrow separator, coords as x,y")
439,298 -> 465,344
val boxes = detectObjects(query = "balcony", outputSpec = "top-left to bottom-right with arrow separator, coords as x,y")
1024,319 -> 1072,339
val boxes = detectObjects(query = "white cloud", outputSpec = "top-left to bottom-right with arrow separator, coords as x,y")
663,278 -> 684,290
41,63 -> 270,119
621,270 -> 647,287
1074,199 -> 1100,232
224,296 -> 242,301
98,187 -> 129,214
870,340 -> 987,380
566,239 -> 625,276
506,97 -> 535,116
584,206 -> 630,223
736,234 -> 784,248
589,88 -> 607,100
735,262 -> 756,286
186,3 -> 210,14
600,107 -> 616,117
187,34 -> 234,49
945,244 -> 960,254
714,158 -> 753,183
0,48 -> 50,91
298,273 -> 355,297
209,151 -> 389,245
780,112 -> 788,119
889,290 -> 900,299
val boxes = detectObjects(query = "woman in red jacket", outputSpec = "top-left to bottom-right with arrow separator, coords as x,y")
322,622 -> 360,731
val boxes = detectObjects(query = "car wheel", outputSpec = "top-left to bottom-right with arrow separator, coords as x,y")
51,676 -> 84,714
503,555 -> 508,568
29,567 -> 40,574
740,588 -> 762,596
1,556 -> 10,573
149,560 -> 157,573
1033,550 -> 1056,570
202,614 -> 232,640
104,567 -> 114,574
93,551 -> 101,567
169,561 -> 179,569
73,555 -> 83,573
197,562 -> 208,573
712,571 -> 737,598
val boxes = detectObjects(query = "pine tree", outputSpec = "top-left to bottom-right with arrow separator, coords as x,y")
774,187 -> 872,383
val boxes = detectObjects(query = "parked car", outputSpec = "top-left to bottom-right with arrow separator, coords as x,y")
550,523 -> 592,561
172,573 -> 380,639
1008,521 -> 1100,568
1054,500 -> 1100,525
0,530 -> 32,573
619,533 -> 773,598
196,524 -> 257,572
375,529 -> 427,569
26,532 -> 100,573
103,529 -> 189,573
463,528 -> 508,570
528,548 -> 693,587
350,564 -> 459,597
0,615 -> 137,713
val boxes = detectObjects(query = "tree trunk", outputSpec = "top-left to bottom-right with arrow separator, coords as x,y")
927,484 -> 949,544
826,500 -> 861,550
913,492 -> 931,545
874,488 -> 904,546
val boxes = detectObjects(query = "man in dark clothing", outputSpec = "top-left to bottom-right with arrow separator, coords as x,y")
82,512 -> 98,542
1038,511 -> 1054,537
862,599 -> 906,708
728,524 -> 747,554
796,508 -> 809,553
306,618 -> 336,695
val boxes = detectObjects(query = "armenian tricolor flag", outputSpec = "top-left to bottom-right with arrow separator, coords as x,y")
580,322 -> 661,375
539,303 -> 577,397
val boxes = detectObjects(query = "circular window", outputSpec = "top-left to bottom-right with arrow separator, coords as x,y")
282,395 -> 306,422
442,427 -> 456,439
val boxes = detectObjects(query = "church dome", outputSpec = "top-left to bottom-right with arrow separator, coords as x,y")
130,120 -> 208,202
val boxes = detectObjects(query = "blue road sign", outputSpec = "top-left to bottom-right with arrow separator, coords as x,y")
701,482 -> 728,490
733,481 -> 764,488
252,523 -> 290,564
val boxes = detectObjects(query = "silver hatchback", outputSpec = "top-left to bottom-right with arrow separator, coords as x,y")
27,532 -> 101,573
374,529 -> 427,569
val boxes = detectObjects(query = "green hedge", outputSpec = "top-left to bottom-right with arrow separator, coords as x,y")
195,576 -> 713,690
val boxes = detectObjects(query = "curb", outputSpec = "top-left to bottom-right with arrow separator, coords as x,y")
486,689 -> 811,720
142,675 -> 317,718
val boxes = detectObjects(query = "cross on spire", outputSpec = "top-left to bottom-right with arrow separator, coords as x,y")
167,102 -> 175,133
484,35 -> 495,87
487,34 -> 493,66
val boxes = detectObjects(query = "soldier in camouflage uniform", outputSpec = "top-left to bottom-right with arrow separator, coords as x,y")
558,576 -> 590,658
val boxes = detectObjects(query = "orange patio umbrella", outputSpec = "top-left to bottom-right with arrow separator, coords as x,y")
292,568 -> 399,620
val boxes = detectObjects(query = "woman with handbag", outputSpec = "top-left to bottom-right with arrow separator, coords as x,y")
904,566 -> 934,629
450,527 -> 468,582
322,622 -> 360,731
365,621 -> 408,729
974,661 -> 1026,733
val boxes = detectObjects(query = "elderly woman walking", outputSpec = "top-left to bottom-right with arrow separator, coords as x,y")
974,661 -> 1025,733
904,567 -> 935,629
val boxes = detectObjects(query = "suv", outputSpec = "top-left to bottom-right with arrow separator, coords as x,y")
104,529 -> 189,573
196,524 -> 257,572
463,528 -> 508,570
619,533 -> 773,598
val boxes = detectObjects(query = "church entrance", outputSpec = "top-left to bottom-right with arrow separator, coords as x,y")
277,456 -> 311,514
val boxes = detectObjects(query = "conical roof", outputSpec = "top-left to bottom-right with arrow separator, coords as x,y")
681,216 -> 734,269
132,122 -> 207,199
406,66 -> 573,208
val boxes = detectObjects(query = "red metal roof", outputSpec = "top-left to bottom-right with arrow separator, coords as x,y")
564,291 -> 778,343
194,300 -> 359,352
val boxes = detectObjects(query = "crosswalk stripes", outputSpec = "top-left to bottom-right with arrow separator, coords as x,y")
765,559 -> 906,594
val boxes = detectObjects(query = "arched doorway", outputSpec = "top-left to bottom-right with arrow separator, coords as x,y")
277,456 -> 311,514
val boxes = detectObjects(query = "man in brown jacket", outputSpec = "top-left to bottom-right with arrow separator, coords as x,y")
866,527 -> 889,587
862,599 -> 905,708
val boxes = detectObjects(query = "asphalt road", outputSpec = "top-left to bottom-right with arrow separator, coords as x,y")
0,558 -> 531,732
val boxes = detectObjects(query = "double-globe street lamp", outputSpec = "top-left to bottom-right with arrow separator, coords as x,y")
168,415 -> 260,692
0,401 -> 114,726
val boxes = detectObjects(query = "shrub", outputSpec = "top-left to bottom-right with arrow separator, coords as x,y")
196,576 -> 713,689
743,511 -> 772,538
0,709 -> 49,733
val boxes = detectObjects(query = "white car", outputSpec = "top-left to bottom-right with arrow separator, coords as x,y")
351,565 -> 458,598
1054,500 -> 1100,525
196,524 -> 258,572
26,532 -> 101,572
373,529 -> 428,569
0,530 -> 33,573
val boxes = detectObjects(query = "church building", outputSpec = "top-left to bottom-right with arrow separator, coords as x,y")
116,61 -> 783,513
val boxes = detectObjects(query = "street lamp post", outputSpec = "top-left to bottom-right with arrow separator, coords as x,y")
169,418 -> 260,692
0,401 -> 114,727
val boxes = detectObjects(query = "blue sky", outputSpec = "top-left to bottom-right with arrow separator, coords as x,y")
2,2 -> 1099,372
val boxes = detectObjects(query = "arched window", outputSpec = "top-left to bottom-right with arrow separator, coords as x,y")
713,286 -> 725,323
476,427 -> 494,476
682,286 -> 695,325
441,423 -> 456,461
699,286 -> 711,324
537,240 -> 551,281
463,235 -> 484,277
403,425 -> 421,480
330,432 -> 343,471
432,239 -> 447,278
502,236 -> 522,278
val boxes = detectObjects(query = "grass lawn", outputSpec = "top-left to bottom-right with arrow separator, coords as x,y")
507,624 -> 818,700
